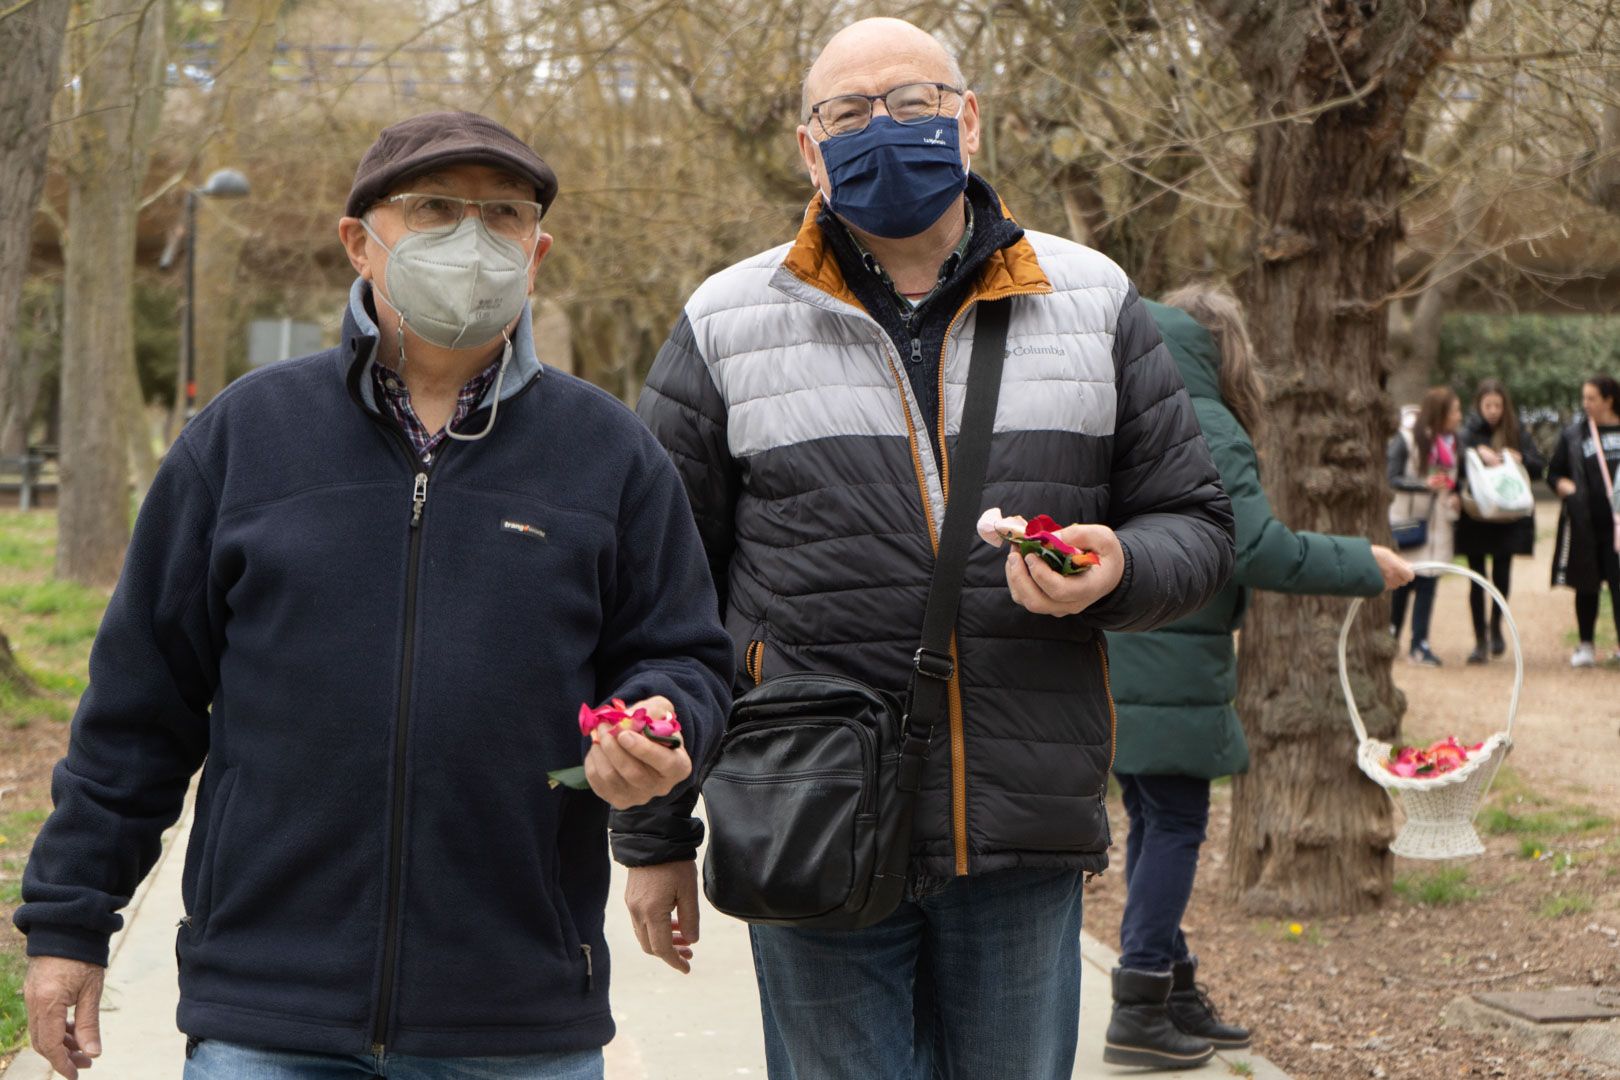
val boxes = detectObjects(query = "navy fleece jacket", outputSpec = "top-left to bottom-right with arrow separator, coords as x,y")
14,283 -> 732,1057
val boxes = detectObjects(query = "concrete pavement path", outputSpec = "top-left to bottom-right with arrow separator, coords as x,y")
5,797 -> 1288,1080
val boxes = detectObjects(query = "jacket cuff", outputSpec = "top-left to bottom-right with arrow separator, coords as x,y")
1093,536 -> 1134,613
609,809 -> 705,867
25,925 -> 111,968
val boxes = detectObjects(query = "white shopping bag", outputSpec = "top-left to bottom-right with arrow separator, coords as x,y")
1463,447 -> 1534,522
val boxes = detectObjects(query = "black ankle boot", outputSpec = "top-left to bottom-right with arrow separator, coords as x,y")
1466,640 -> 1489,665
1169,958 -> 1251,1049
1490,629 -> 1506,657
1104,967 -> 1217,1070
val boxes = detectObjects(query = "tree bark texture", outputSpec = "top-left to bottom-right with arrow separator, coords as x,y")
191,0 -> 283,411
1,627 -> 41,696
1201,0 -> 1477,916
1594,66 -> 1620,214
1386,251 -> 1467,407
0,0 -> 72,459
56,0 -> 167,587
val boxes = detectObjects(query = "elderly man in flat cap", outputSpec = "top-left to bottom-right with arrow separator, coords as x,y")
15,111 -> 730,1080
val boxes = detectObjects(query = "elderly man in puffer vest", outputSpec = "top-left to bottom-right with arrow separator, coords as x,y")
636,16 -> 1235,1080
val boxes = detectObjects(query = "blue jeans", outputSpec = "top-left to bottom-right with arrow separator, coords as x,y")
1117,772 -> 1210,973
748,866 -> 1085,1080
182,1039 -> 604,1079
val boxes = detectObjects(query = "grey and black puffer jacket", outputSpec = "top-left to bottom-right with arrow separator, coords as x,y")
638,193 -> 1234,878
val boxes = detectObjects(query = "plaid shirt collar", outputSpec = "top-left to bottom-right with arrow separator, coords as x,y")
371,357 -> 503,465
844,200 -> 975,311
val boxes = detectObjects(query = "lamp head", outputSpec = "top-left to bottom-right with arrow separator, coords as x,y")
200,168 -> 250,198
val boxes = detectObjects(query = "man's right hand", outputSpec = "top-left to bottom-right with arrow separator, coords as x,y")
25,956 -> 105,1078
1556,478 -> 1578,498
1370,545 -> 1416,591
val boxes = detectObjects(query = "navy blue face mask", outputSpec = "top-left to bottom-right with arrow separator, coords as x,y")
818,115 -> 968,239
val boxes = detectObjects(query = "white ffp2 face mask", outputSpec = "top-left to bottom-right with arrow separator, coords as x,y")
363,216 -> 533,350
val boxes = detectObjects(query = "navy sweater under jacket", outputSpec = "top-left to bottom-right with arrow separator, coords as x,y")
14,287 -> 733,1057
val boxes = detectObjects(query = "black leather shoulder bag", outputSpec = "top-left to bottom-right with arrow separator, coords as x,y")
700,298 -> 1011,931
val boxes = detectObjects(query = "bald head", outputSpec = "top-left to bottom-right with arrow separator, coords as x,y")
802,17 -> 965,118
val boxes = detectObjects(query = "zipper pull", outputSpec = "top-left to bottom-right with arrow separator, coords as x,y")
409,472 -> 428,528
909,337 -> 923,366
581,943 -> 594,993
176,915 -> 192,928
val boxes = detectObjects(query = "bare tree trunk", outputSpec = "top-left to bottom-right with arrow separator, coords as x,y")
1594,66 -> 1620,213
1387,252 -> 1468,406
56,0 -> 167,587
191,0 -> 283,410
0,0 -> 72,459
1200,0 -> 1477,916
1,288 -> 60,461
0,628 -> 40,697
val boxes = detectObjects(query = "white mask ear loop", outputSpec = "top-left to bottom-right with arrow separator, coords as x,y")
445,333 -> 512,443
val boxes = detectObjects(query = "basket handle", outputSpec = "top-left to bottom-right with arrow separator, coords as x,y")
1337,561 -> 1523,747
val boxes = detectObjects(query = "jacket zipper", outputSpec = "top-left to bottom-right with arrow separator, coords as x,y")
931,289 -> 1046,877
785,262 -> 1052,879
368,428 -> 445,1056
1096,637 -> 1117,778
746,640 -> 765,686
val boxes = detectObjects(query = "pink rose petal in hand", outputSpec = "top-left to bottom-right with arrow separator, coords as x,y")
976,507 -> 1029,548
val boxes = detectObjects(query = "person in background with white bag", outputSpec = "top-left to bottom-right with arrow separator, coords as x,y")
1456,379 -> 1545,665
1549,374 -> 1620,668
1388,387 -> 1463,666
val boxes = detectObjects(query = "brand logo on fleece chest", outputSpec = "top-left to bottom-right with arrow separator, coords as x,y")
501,519 -> 547,540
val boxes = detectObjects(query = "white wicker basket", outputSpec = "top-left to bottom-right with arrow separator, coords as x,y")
1337,562 -> 1520,860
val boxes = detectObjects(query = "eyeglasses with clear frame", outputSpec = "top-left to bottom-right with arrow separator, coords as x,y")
808,82 -> 965,140
376,193 -> 545,241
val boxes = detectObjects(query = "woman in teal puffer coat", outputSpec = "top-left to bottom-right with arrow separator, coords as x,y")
1101,286 -> 1415,1072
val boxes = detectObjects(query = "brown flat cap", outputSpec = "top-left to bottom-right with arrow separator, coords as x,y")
346,111 -> 558,218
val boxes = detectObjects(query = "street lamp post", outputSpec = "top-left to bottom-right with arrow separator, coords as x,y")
171,168 -> 250,430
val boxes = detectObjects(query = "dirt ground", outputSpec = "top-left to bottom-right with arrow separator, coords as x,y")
1394,502 -> 1620,804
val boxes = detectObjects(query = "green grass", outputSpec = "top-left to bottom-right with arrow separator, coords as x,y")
1479,805 -> 1612,837
0,510 -> 55,574
0,950 -> 25,1052
0,810 -> 49,841
0,857 -> 22,909
0,579 -> 106,630
0,510 -> 108,734
1227,1063 -> 1254,1077
1394,866 -> 1481,906
0,682 -> 71,729
1539,893 -> 1595,919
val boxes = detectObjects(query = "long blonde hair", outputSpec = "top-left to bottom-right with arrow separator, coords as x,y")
1161,284 -> 1267,441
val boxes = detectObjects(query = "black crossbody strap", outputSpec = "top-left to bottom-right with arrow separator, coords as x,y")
897,298 -> 1011,793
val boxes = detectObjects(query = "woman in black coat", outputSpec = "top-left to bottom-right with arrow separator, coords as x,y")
1548,374 -> 1620,667
1455,379 -> 1545,664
